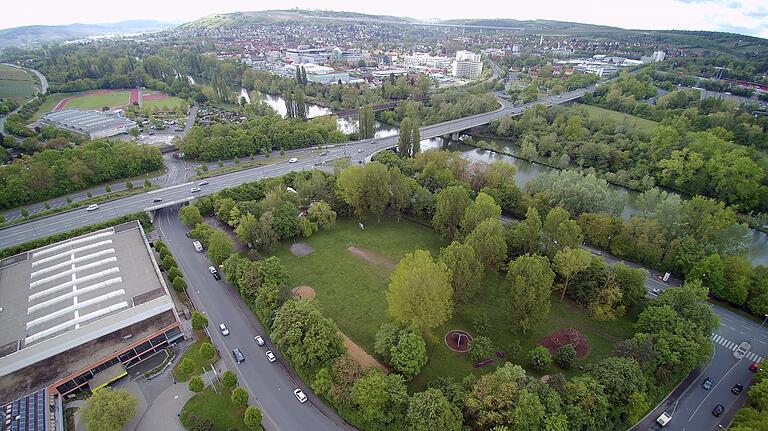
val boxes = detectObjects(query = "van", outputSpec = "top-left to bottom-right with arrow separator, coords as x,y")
656,412 -> 671,427
193,241 -> 203,253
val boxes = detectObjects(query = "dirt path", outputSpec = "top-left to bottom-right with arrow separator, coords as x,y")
290,285 -> 316,299
339,332 -> 388,374
346,246 -> 395,271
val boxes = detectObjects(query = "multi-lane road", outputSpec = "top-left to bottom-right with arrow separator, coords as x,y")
156,206 -> 355,431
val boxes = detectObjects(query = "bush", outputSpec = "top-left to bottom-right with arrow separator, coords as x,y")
20,208 -> 29,217
172,277 -> 187,292
199,342 -> 216,361
469,335 -> 493,362
528,345 -> 552,372
144,179 -> 152,188
185,414 -> 215,431
86,191 -> 92,198
65,196 -> 72,203
555,344 -> 577,369
243,406 -> 262,430
221,370 -> 237,388
162,255 -> 177,271
126,181 -> 134,189
188,375 -> 204,392
105,185 -> 111,192
231,387 -> 248,407
191,311 -> 208,330
180,358 -> 195,375
168,267 -> 183,281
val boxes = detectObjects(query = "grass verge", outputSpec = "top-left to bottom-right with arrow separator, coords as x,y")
180,386 -> 248,431
31,93 -> 68,120
573,103 -> 659,132
172,336 -> 220,382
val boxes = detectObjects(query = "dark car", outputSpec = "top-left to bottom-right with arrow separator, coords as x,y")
232,348 -> 245,363
153,197 -> 163,203
732,384 -> 744,395
702,377 -> 714,390
712,404 -> 725,417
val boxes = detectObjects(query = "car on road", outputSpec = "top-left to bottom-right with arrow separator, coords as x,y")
289,158 -> 298,163
712,404 -> 725,417
357,148 -> 364,153
198,181 -> 209,186
265,350 -> 276,363
320,151 -> 328,156
749,362 -> 760,372
233,348 -> 245,363
293,388 -> 308,404
209,266 -> 221,280
370,141 -> 375,144
702,377 -> 714,390
732,384 -> 744,395
651,288 -> 661,295
193,241 -> 203,253
656,412 -> 671,427
153,197 -> 163,203
86,204 -> 99,211
254,335 -> 264,346
219,323 -> 230,336
190,187 -> 201,193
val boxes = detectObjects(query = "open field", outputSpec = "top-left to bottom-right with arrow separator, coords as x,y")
142,96 -> 187,111
0,64 -> 37,99
180,386 -> 247,431
63,90 -> 130,110
31,93 -> 68,120
271,217 -> 637,391
573,103 -> 659,132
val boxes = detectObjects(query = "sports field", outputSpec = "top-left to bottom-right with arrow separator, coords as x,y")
63,90 -> 130,110
270,217 -> 637,391
0,64 -> 37,99
142,96 -> 187,111
573,103 -> 659,132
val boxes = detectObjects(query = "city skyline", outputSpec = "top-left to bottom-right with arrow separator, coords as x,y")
1,0 -> 767,39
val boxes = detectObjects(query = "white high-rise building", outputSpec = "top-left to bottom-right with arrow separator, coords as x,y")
455,50 -> 481,62
452,50 -> 483,79
651,50 -> 666,62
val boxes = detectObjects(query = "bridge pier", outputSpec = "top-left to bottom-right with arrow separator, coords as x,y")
451,131 -> 461,141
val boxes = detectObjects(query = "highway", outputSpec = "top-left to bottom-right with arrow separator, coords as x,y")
155,206 -> 355,431
0,85 -> 595,249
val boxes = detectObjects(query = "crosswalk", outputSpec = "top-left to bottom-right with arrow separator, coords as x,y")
711,334 -> 764,362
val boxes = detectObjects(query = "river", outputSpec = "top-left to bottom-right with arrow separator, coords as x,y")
257,92 -> 768,265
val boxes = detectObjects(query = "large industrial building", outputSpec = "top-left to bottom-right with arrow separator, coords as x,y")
452,50 -> 484,80
41,110 -> 136,139
0,221 -> 183,431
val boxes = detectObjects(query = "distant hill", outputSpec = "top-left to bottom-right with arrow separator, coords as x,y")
179,9 -> 415,29
0,20 -> 177,47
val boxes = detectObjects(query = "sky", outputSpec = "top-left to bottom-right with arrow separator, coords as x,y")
1,0 -> 767,39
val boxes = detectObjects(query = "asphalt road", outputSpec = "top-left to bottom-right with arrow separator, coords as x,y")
156,206 -> 355,431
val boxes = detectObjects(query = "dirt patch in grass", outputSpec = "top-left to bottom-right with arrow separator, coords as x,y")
291,285 -> 316,299
340,331 -> 388,374
346,245 -> 396,271
539,328 -> 589,358
289,242 -> 314,257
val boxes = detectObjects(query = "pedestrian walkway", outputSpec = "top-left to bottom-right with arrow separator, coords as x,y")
711,334 -> 763,362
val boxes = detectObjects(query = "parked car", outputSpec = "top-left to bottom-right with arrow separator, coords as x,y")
153,197 -> 163,203
749,362 -> 760,372
320,151 -> 328,156
712,404 -> 725,417
357,148 -> 364,153
289,158 -> 298,163
293,388 -> 308,404
651,288 -> 661,295
702,377 -> 714,390
265,350 -> 276,363
656,412 -> 671,427
198,181 -> 209,186
86,204 -> 99,211
732,384 -> 744,395
209,266 -> 221,280
219,323 -> 230,336
193,241 -> 203,253
254,335 -> 265,346
233,348 -> 245,363
190,187 -> 201,193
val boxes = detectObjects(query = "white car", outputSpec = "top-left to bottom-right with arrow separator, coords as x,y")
198,181 -> 209,186
254,335 -> 265,346
219,323 -> 230,336
190,187 -> 201,193
192,241 -> 203,253
293,388 -> 308,404
86,204 -> 99,211
288,157 -> 298,163
357,148 -> 364,153
265,350 -> 276,363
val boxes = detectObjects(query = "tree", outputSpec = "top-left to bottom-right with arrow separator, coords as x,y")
390,330 -> 428,379
438,241 -> 484,304
221,370 -> 237,388
407,388 -> 463,431
350,369 -> 409,428
611,262 -> 648,308
188,375 -> 204,393
387,250 -> 453,335
231,387 -> 249,407
555,344 -> 576,369
81,388 -> 138,431
469,335 -> 493,362
398,117 -> 421,158
542,207 -> 583,257
588,272 -> 626,321
207,229 -> 234,265
243,406 -> 262,430
307,201 -> 337,230
168,267 -> 183,281
721,255 -> 752,306
199,342 -> 216,361
359,106 -> 376,139
191,311 -> 208,330
505,254 -> 554,333
234,212 -> 260,247
432,186 -> 471,241
465,218 -> 507,269
374,322 -> 401,363
162,255 -> 176,271
180,357 -> 195,375
590,357 -> 646,405
553,247 -> 592,302
271,299 -> 345,372
624,391 -> 650,426
562,376 -> 609,431
312,367 -> 332,397
172,276 -> 187,292
528,346 -> 552,372
460,192 -> 502,236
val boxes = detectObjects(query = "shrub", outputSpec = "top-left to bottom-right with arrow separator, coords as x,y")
44,202 -> 50,209
105,185 -> 111,192
221,370 -> 237,388
231,387 -> 248,407
86,191 -> 92,198
144,179 -> 152,188
65,196 -> 72,203
191,311 -> 208,330
180,358 -> 195,375
21,208 -> 29,217
162,255 -> 177,271
469,335 -> 493,362
528,346 -> 552,372
188,375 -> 204,392
172,277 -> 187,292
243,406 -> 262,430
126,181 -> 133,189
555,344 -> 577,369
185,414 -> 215,431
199,342 -> 216,361
168,267 -> 183,281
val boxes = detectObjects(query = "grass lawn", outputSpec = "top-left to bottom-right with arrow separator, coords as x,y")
31,93 -> 68,120
143,96 -> 187,111
271,217 -> 638,392
172,336 -> 220,382
65,91 -> 130,110
574,103 -> 659,132
0,64 -> 37,99
180,386 -> 247,431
